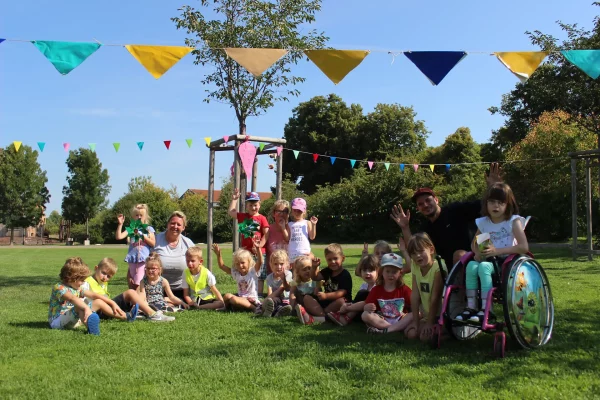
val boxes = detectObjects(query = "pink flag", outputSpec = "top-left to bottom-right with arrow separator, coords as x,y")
367,161 -> 374,170
63,143 -> 70,152
413,164 -> 419,172
276,146 -> 283,156
238,141 -> 257,178
223,135 -> 230,143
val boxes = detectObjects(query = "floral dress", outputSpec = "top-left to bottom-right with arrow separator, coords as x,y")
142,276 -> 166,310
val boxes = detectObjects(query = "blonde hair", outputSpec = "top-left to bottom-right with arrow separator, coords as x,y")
324,243 -> 344,257
376,265 -> 405,288
373,240 -> 392,255
232,249 -> 255,272
293,256 -> 312,284
271,200 -> 290,214
270,249 -> 289,269
357,254 -> 379,275
168,210 -> 187,227
186,246 -> 203,260
97,257 -> 118,275
145,252 -> 163,273
59,257 -> 90,283
132,203 -> 151,224
407,232 -> 436,257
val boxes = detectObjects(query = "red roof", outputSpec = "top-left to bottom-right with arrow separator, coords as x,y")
183,189 -> 273,202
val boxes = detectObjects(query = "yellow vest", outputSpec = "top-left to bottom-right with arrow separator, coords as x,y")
184,267 -> 215,301
84,276 -> 109,297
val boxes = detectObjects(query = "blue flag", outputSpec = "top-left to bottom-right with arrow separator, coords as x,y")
350,159 -> 356,168
400,164 -> 405,172
561,50 -> 600,80
32,40 -> 101,75
330,156 -> 336,165
404,51 -> 467,85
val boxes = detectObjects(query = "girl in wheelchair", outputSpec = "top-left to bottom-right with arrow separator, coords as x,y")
455,183 -> 529,324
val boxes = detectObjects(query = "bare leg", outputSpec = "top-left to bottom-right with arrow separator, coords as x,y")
197,300 -> 225,310
361,311 -> 391,329
324,298 -> 345,314
122,289 -> 154,316
302,296 -> 326,322
385,313 -> 413,333
229,296 -> 256,312
91,299 -> 126,320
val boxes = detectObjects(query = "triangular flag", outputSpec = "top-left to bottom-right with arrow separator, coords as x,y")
224,48 -> 288,77
330,156 -> 337,165
88,143 -> 96,151
13,141 -> 22,152
125,45 -> 192,79
32,41 -> 101,75
446,164 -> 451,171
0,39 -> 5,44
37,142 -> 45,152
403,51 -> 467,85
384,162 -> 390,171
204,137 -> 211,146
495,52 -> 548,82
63,143 -> 70,152
304,50 -> 370,84
313,154 -> 319,163
561,50 -> 600,80
293,150 -> 300,159
367,161 -> 374,170
238,141 -> 257,178
429,164 -> 435,173
259,143 -> 266,152
400,164 -> 405,172
413,164 -> 419,172
113,143 -> 120,152
350,159 -> 356,168
223,135 -> 229,143
137,142 -> 144,151
276,146 -> 283,157
186,139 -> 193,148
164,140 -> 171,150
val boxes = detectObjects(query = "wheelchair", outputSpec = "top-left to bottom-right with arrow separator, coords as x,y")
431,251 -> 554,358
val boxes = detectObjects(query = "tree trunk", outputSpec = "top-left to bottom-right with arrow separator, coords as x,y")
86,217 -> 89,239
9,227 -> 14,245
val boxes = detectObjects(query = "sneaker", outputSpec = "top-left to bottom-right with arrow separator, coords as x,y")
148,310 -> 175,322
253,305 -> 263,315
262,298 -> 275,317
469,310 -> 496,324
454,308 -> 477,322
295,304 -> 313,325
367,326 -> 388,334
126,304 -> 139,322
86,313 -> 101,336
161,305 -> 176,313
327,312 -> 351,327
274,304 -> 293,317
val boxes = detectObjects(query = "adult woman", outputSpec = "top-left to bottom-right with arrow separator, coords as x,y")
153,211 -> 194,299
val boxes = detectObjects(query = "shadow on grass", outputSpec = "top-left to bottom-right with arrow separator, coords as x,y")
9,321 -> 49,330
0,275 -> 55,287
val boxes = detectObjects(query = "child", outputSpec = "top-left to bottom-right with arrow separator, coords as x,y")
455,183 -> 528,323
261,250 -> 293,317
228,189 -> 269,296
362,253 -> 413,334
116,204 -> 156,289
295,244 -> 352,325
404,233 -> 446,341
82,257 -> 174,322
265,200 -> 290,261
329,254 -> 379,326
138,253 -> 188,313
361,240 -> 392,261
212,243 -> 262,313
289,256 -> 318,312
287,197 -> 318,262
181,246 -> 225,310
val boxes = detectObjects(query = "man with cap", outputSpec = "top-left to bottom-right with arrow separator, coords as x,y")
391,163 -> 503,269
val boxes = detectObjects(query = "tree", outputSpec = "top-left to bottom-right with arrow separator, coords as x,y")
61,148 -> 111,239
0,144 -> 49,244
172,0 -> 328,135
178,192 -> 209,243
45,210 -> 62,236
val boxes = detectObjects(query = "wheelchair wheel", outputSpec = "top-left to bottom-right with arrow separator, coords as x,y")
444,262 -> 481,341
503,256 -> 554,349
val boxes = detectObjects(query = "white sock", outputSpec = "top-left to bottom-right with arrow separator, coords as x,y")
480,298 -> 487,311
466,289 -> 477,309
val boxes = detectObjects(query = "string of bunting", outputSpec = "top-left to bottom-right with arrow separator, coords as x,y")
1,38 -> 599,82
318,206 -> 391,221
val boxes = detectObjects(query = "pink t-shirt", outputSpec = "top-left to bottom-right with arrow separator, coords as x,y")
267,222 -> 288,255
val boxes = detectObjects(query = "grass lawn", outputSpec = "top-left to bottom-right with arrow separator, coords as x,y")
0,245 -> 598,399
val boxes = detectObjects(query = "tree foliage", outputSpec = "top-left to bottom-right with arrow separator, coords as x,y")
172,0 -> 328,134
179,192 -> 209,243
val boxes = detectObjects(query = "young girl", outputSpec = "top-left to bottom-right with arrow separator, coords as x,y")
289,256 -> 318,313
288,197 -> 318,262
138,253 -> 188,313
261,250 -> 293,317
405,233 -> 446,341
455,183 -> 528,323
265,200 -> 290,257
362,253 -> 412,334
116,204 -> 156,289
361,240 -> 392,261
212,243 -> 262,313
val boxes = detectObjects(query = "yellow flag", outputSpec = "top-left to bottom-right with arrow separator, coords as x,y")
429,164 -> 435,173
304,50 -> 369,84
13,141 -> 22,152
495,52 -> 548,82
125,45 -> 193,79
224,48 -> 288,77
204,137 -> 211,146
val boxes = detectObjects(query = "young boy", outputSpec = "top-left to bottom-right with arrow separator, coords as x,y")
295,244 -> 352,325
181,246 -> 225,310
228,188 -> 270,296
82,257 -> 174,322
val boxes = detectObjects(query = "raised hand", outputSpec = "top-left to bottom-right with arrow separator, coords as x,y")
211,243 -> 221,256
310,216 -> 318,225
312,257 -> 321,269
362,242 -> 368,256
485,162 -> 504,186
390,205 -> 410,228
117,214 -> 125,224
232,188 -> 240,200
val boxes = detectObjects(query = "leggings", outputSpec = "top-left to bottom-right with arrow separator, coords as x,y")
465,261 -> 494,295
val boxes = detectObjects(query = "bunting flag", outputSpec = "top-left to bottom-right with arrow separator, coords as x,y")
384,162 -> 390,171
186,139 -> 193,148
37,142 -> 45,152
429,164 -> 435,172
13,141 -> 22,152
223,135 -> 229,143
238,141 -> 257,178
367,161 -> 374,170
137,142 -> 144,151
446,164 -> 451,171
312,153 -> 319,163
350,159 -> 356,168
113,143 -> 120,152
304,50 -> 370,84
403,51 -> 467,85
276,146 -> 283,157
495,51 -> 548,82
0,39 -> 5,44
259,143 -> 266,151
204,137 -> 211,146
63,143 -> 70,152
400,164 -> 405,172
164,140 -> 171,150
293,150 -> 299,159
89,143 -> 96,151
330,156 -> 337,165
224,48 -> 288,77
125,45 -> 193,79
561,50 -> 600,79
413,164 -> 419,172
32,41 -> 101,75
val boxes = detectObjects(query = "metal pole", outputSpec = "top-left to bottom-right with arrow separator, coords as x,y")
585,158 -> 593,261
233,140 -> 241,252
276,150 -> 283,200
207,149 -> 215,271
571,158 -> 578,260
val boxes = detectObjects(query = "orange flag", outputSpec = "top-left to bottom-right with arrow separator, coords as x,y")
224,48 -> 288,77
495,52 -> 548,82
125,45 -> 193,79
304,50 -> 369,84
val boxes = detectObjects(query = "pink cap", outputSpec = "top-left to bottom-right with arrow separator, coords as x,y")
291,198 -> 307,212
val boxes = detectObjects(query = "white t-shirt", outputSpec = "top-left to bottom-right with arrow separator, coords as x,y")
231,267 -> 259,300
358,282 -> 370,291
476,215 -> 522,250
180,270 -> 217,300
265,270 -> 293,300
152,232 -> 194,289
287,220 -> 311,260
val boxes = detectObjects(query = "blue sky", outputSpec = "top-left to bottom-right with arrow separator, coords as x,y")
0,1 -> 596,213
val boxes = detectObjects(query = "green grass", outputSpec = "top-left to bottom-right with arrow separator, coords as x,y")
0,246 -> 598,399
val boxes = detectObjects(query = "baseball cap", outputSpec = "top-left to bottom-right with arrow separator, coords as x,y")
380,253 -> 404,269
291,198 -> 307,212
246,192 -> 260,202
411,187 -> 436,202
